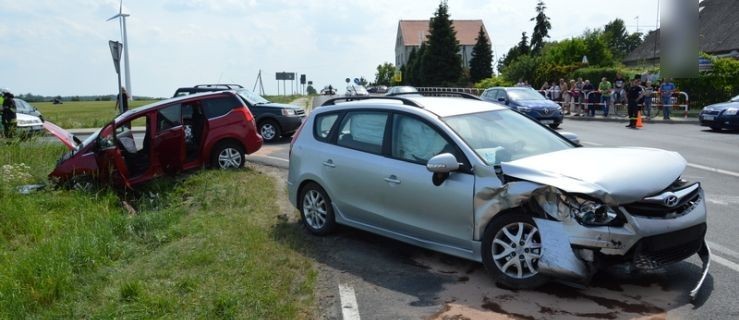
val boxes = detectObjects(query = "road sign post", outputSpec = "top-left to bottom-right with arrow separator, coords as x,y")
108,40 -> 124,114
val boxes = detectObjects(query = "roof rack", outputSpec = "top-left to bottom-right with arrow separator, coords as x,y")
320,96 -> 423,108
194,84 -> 244,89
415,91 -> 482,100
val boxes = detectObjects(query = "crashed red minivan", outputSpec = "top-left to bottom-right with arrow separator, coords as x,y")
45,91 -> 262,188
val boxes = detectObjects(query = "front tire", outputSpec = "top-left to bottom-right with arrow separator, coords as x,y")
298,183 -> 336,235
549,123 -> 560,129
710,126 -> 722,132
481,213 -> 548,289
211,141 -> 245,169
259,120 -> 281,143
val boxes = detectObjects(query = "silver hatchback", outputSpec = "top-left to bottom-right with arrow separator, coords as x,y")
288,96 -> 710,298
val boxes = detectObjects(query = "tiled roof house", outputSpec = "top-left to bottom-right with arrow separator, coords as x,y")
395,20 -> 490,68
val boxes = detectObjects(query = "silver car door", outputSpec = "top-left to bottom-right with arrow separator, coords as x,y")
376,114 -> 475,250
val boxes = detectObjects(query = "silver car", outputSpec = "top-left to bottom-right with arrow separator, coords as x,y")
287,96 -> 709,298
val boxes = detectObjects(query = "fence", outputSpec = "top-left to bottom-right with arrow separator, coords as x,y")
416,87 -> 483,96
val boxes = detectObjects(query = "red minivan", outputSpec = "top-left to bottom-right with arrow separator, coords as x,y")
46,91 -> 262,188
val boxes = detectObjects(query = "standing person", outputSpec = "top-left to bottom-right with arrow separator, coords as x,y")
612,73 -> 626,109
598,77 -> 612,117
582,80 -> 595,117
573,78 -> 584,116
659,78 -> 676,120
550,80 -> 561,103
642,80 -> 654,120
2,90 -> 17,138
114,86 -> 129,114
540,81 -> 551,99
625,76 -> 644,128
559,79 -> 570,114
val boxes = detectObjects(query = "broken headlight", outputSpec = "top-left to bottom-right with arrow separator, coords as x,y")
534,190 -> 620,226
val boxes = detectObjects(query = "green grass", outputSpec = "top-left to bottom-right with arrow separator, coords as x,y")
0,139 -> 316,319
34,95 -> 307,129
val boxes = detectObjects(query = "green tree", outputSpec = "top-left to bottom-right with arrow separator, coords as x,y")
412,43 -> 427,86
419,1 -> 464,86
469,26 -> 493,83
602,19 -> 643,59
497,32 -> 529,73
374,62 -> 396,86
402,47 -> 417,85
582,29 -> 615,66
530,1 -> 551,54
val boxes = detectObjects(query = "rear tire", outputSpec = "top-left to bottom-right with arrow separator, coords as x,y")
481,212 -> 548,289
211,141 -> 245,169
298,182 -> 336,235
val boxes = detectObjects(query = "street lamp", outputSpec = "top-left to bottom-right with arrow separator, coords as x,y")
109,40 -> 124,114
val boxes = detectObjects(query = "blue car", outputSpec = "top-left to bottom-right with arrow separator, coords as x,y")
481,87 -> 564,128
699,94 -> 739,132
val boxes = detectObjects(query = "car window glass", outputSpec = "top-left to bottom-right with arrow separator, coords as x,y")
157,104 -> 182,131
336,112 -> 387,154
314,113 -> 339,141
202,96 -> 238,119
392,114 -> 452,164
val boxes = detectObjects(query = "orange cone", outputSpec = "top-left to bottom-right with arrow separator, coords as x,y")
636,111 -> 644,128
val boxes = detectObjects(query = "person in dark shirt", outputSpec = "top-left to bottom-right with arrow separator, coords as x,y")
2,91 -> 17,138
115,87 -> 129,114
582,80 -> 596,116
625,76 -> 644,128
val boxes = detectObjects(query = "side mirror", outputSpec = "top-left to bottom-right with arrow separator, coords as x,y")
559,131 -> 580,145
426,153 -> 460,173
497,97 -> 506,103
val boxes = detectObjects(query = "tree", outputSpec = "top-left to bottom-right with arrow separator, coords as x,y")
530,1 -> 551,54
374,62 -> 396,86
419,1 -> 464,86
402,47 -> 417,85
469,26 -> 493,83
602,19 -> 643,59
412,43 -> 427,86
497,32 -> 529,73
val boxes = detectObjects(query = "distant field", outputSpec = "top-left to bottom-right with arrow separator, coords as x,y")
33,95 -> 305,129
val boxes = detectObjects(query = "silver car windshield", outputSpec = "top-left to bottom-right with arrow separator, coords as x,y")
507,88 -> 546,101
443,110 -> 573,165
236,89 -> 270,105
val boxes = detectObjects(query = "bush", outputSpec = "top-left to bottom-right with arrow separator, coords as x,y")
676,56 -> 739,108
474,76 -> 514,89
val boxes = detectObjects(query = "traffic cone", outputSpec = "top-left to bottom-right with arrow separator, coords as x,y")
636,111 -> 644,128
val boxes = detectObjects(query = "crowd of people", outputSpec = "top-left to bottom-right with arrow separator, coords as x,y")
526,74 -> 679,123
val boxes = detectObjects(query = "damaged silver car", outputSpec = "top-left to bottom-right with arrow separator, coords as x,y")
287,95 -> 709,298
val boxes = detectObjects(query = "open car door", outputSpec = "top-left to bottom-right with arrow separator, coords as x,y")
95,122 -> 132,188
153,104 -> 186,175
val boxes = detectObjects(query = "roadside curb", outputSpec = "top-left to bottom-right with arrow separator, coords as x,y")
564,115 -> 699,125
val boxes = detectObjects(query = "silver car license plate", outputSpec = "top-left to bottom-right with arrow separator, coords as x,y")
541,120 -> 554,124
703,115 -> 715,121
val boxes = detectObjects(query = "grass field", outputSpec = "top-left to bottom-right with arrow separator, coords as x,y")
33,95 -> 306,129
0,139 -> 316,319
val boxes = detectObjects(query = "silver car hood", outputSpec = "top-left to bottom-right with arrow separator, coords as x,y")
500,147 -> 686,204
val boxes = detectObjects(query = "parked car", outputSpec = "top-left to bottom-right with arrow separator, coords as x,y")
367,85 -> 388,94
172,84 -> 306,142
46,91 -> 262,188
385,86 -> 419,96
345,85 -> 369,97
481,87 -> 564,129
14,98 -> 44,121
288,95 -> 709,297
698,94 -> 739,131
321,86 -> 337,95
15,113 -> 44,135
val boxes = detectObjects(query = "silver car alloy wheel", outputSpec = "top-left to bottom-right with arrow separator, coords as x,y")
260,123 -> 276,140
492,222 -> 541,279
218,148 -> 242,168
302,189 -> 327,229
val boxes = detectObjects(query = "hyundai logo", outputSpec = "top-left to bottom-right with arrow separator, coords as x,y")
663,194 -> 679,207
542,108 -> 550,114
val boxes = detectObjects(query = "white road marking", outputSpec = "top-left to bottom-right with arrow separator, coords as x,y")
687,163 -> 739,178
707,241 -> 739,260
712,253 -> 739,273
338,283 -> 361,320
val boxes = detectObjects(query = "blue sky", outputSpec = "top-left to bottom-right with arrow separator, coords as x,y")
0,0 -> 661,97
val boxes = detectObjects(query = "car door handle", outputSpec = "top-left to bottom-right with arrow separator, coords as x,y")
384,175 -> 401,184
322,160 -> 335,168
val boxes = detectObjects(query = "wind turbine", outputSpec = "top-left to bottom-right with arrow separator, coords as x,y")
107,0 -> 132,99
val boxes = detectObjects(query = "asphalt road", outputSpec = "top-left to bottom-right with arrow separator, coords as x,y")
246,106 -> 739,320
